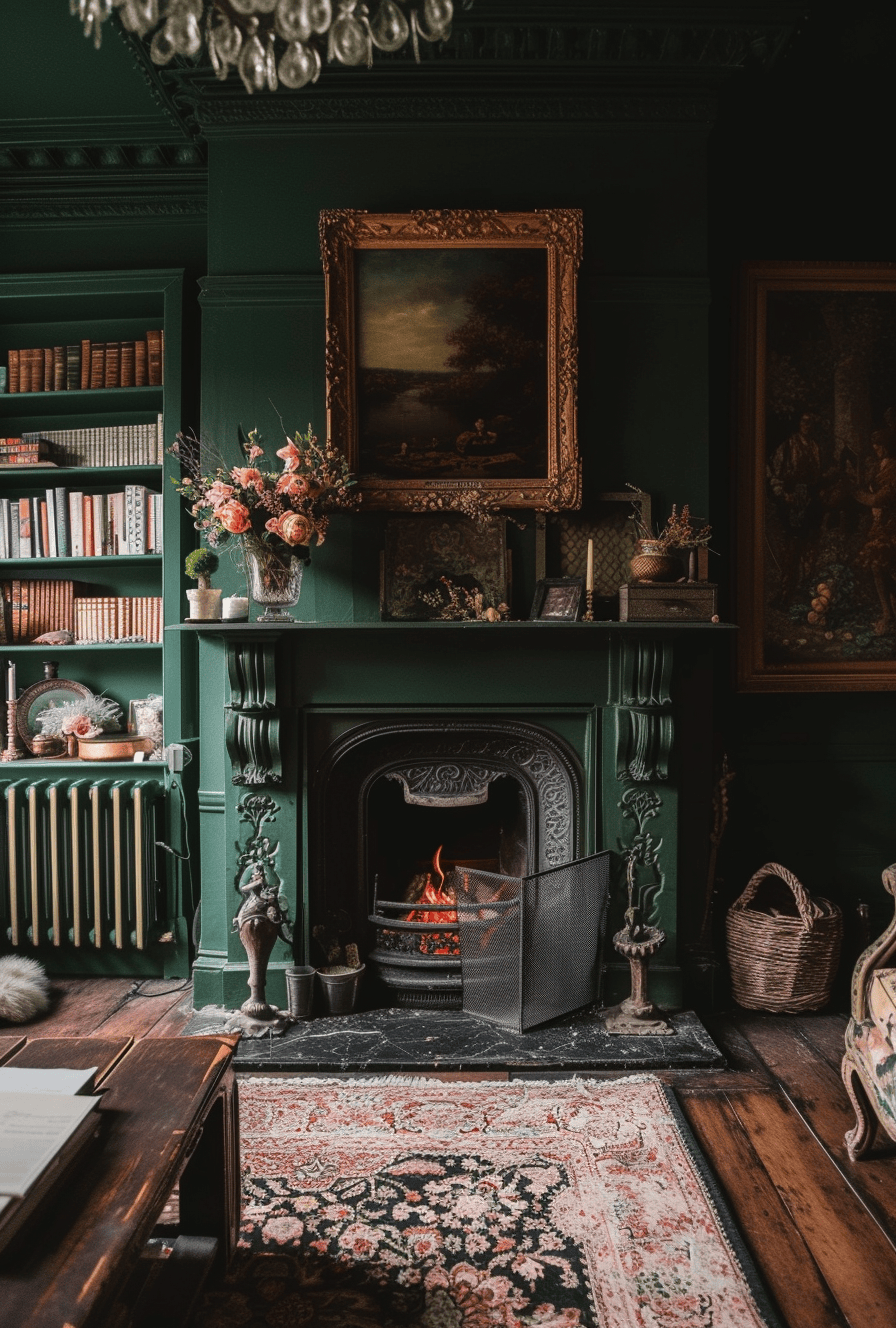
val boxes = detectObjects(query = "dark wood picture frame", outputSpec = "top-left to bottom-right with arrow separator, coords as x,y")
320,209 -> 583,512
530,578 -> 584,621
737,260 -> 896,692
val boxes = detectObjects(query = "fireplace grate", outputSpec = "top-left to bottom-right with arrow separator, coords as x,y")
448,852 -> 610,1033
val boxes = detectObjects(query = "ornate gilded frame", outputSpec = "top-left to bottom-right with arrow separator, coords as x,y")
319,209 -> 583,511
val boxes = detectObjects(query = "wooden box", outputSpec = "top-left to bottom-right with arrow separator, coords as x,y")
618,582 -> 718,622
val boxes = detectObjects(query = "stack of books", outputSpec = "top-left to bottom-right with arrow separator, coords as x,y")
0,486 -> 163,559
0,579 -> 87,642
0,1065 -> 102,1256
0,438 -> 57,467
5,331 -> 163,392
74,595 -> 163,643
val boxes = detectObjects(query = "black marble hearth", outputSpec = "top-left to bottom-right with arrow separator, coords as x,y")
183,1005 -> 723,1072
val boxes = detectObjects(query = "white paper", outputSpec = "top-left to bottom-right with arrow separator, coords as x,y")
0,1092 -> 100,1196
0,1066 -> 97,1096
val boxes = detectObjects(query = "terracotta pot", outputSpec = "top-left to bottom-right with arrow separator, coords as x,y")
629,540 -> 682,583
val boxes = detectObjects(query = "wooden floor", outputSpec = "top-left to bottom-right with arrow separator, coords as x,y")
7,976 -> 896,1328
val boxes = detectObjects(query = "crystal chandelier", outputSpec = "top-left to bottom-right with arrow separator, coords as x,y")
69,1 -> 456,93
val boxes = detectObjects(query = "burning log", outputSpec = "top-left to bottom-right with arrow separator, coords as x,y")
402,846 -> 460,956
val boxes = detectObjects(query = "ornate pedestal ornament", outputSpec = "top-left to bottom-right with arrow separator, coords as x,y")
603,854 -> 673,1034
224,864 -> 295,1037
2,698 -> 22,762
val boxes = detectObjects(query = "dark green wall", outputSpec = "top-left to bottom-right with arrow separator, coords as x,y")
707,5 -> 896,972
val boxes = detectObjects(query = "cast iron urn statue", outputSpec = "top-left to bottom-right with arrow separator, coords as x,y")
227,864 -> 294,1035
603,853 -> 673,1035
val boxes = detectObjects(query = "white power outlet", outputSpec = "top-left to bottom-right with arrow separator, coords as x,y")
166,744 -> 185,773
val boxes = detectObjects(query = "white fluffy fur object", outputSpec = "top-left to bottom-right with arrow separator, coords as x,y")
0,955 -> 52,1023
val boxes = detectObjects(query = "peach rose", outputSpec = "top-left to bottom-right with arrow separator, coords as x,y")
61,715 -> 102,738
265,512 -> 312,546
247,444 -> 264,460
218,500 -> 252,534
276,472 -> 310,498
230,467 -> 264,492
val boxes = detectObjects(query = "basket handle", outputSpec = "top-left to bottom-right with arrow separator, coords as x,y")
730,862 -> 823,930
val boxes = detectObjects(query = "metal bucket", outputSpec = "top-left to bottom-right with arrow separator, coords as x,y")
316,964 -> 364,1015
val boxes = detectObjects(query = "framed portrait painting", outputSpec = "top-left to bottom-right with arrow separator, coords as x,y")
319,209 -> 582,511
737,261 -> 896,691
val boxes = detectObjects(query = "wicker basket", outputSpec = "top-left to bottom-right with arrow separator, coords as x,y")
725,863 -> 843,1012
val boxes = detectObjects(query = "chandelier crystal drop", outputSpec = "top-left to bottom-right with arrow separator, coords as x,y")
69,0 -> 456,94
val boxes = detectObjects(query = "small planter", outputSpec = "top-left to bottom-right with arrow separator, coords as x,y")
629,540 -> 681,583
316,964 -> 364,1015
186,588 -> 223,621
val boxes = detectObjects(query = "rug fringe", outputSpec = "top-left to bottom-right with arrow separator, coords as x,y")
239,1072 -> 663,1089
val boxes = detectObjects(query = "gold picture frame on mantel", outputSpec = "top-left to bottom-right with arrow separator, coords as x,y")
319,208 -> 583,512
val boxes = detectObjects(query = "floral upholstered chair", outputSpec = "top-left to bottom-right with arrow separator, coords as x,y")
842,862 -> 896,1159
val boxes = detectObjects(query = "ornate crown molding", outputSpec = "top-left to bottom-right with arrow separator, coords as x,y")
106,5 -> 802,139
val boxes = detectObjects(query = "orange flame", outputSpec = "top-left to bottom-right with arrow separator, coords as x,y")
405,845 -> 459,954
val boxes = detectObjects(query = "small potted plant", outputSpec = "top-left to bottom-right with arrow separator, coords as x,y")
184,548 -> 222,620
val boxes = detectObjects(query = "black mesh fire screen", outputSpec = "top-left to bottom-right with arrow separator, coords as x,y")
446,851 -> 610,1033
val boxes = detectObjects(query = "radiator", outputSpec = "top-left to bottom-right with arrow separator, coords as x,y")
2,776 -> 166,952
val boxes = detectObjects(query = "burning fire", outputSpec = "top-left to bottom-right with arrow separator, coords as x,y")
404,846 -> 460,955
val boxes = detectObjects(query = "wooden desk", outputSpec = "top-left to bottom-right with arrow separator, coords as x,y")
0,1035 -> 240,1328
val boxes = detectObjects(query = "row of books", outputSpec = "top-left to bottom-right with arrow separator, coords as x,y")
74,595 -> 163,643
1,579 -> 86,643
5,332 -> 163,393
0,486 -> 163,560
0,417 -> 164,468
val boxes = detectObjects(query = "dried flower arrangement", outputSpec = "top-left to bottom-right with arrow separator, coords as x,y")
627,485 -> 712,550
35,694 -> 123,740
419,577 -> 510,622
407,486 -> 518,531
169,423 -> 360,558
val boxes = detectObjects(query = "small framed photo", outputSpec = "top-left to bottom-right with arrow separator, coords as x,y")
530,578 -> 584,621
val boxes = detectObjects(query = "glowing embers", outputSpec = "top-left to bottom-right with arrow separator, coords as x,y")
402,846 -> 460,956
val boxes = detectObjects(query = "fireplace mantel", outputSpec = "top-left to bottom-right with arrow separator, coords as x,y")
173,620 -> 733,1012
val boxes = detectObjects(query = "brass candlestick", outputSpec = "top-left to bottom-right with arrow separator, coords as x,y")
2,699 -> 22,762
582,588 -> 594,622
583,538 -> 595,620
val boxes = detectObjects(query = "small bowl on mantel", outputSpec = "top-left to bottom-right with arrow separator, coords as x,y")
77,734 -> 155,762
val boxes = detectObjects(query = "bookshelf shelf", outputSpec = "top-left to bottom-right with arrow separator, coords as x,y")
2,386 -> 163,413
1,555 -> 163,569
0,465 -> 162,480
0,268 -> 192,979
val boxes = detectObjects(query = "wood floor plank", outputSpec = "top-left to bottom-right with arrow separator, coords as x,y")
144,987 -> 196,1038
793,1012 -> 851,1071
37,977 -> 136,1036
93,980 -> 199,1038
735,1014 -> 896,1233
728,1089 -> 896,1326
702,1014 -> 779,1079
679,1092 -> 848,1328
5,1036 -> 132,1084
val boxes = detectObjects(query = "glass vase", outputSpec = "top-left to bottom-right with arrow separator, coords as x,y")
244,541 -> 305,623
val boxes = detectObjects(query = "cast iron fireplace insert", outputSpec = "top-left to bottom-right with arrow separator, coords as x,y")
309,717 -> 603,1016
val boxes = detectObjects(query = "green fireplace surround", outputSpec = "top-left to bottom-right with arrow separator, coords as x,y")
177,619 -> 731,1014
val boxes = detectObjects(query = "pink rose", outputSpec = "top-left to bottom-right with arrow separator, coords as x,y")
61,715 -> 102,738
230,467 -> 264,492
247,444 -> 264,460
206,480 -> 235,507
265,512 -> 312,546
218,500 -> 252,534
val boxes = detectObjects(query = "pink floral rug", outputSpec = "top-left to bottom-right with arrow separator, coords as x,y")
196,1074 -> 780,1328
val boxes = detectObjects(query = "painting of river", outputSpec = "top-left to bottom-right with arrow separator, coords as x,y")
355,247 -> 549,481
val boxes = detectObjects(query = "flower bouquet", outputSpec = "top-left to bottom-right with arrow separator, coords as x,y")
170,424 -> 360,620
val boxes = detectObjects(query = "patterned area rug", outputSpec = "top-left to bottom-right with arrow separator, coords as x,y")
196,1074 -> 780,1328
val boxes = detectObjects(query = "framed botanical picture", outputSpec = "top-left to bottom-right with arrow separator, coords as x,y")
320,209 -> 583,511
737,261 -> 896,691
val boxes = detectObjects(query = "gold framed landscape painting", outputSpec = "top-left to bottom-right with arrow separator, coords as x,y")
319,209 -> 583,511
737,260 -> 896,692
